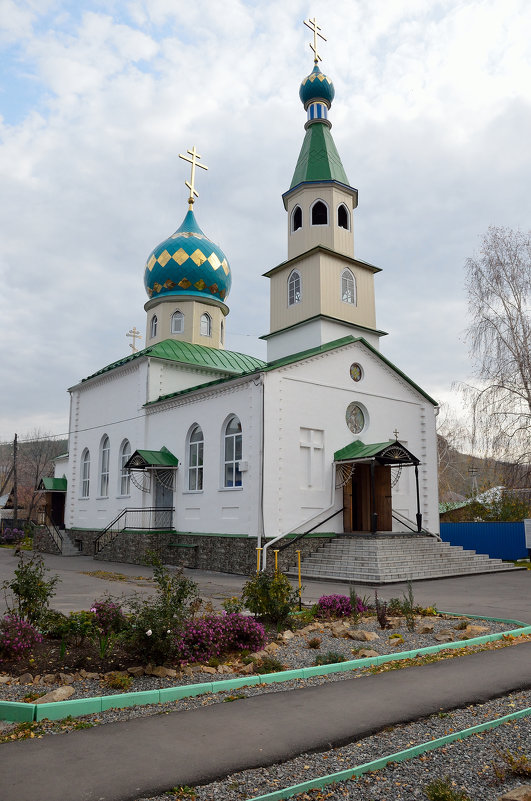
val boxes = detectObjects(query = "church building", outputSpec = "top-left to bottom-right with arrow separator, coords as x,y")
43,25 -> 445,579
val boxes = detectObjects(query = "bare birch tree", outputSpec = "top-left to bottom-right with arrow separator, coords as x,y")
464,226 -> 531,467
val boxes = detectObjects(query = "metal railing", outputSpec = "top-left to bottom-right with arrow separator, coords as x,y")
277,508 -> 345,554
392,509 -> 440,540
41,516 -> 64,553
94,507 -> 174,554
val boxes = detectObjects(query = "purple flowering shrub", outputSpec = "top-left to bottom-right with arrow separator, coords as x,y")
316,594 -> 367,618
0,613 -> 42,658
0,528 -> 24,545
176,614 -> 266,664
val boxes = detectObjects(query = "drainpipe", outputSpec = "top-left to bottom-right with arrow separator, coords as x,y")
262,461 -> 339,571
253,374 -> 265,556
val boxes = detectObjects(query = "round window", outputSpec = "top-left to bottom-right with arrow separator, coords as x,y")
346,402 -> 365,435
350,363 -> 363,382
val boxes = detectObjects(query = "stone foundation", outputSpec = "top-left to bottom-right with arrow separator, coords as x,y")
33,526 -> 61,555
44,529 -> 335,576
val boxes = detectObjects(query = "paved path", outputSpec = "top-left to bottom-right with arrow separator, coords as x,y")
1,642 -> 531,801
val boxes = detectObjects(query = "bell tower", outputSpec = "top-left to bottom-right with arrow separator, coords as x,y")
262,20 -> 385,362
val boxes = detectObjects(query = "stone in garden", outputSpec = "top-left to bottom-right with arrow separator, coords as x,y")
498,787 -> 531,801
183,667 -> 194,677
434,633 -> 454,643
84,672 -> 100,680
164,668 -> 178,678
17,673 -> 33,684
356,649 -> 379,658
282,630 -> 294,641
266,642 -> 280,652
150,666 -> 171,678
253,649 -> 269,659
0,675 -> 11,684
418,622 -> 434,634
240,662 -> 254,674
43,673 -> 56,684
201,666 -> 217,675
59,673 -> 74,685
127,666 -> 145,677
34,686 -> 75,704
349,630 -> 380,642
387,617 -> 401,627
464,624 -> 489,636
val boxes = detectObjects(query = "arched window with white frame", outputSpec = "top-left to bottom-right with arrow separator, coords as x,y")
337,203 -> 350,230
171,310 -> 184,334
119,439 -> 131,496
223,416 -> 242,488
341,269 -> 356,305
200,313 -> 212,337
150,314 -> 158,339
311,199 -> 328,226
188,425 -> 204,491
291,205 -> 302,232
99,435 -> 110,497
288,269 -> 302,306
81,449 -> 90,498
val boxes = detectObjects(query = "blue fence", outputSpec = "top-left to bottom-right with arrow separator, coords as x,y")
440,521 -> 527,561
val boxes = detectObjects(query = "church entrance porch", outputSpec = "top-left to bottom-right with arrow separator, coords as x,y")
335,439 -> 422,535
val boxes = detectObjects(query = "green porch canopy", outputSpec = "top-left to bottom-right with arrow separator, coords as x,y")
38,477 -> 67,492
124,446 -> 179,470
334,439 -> 420,466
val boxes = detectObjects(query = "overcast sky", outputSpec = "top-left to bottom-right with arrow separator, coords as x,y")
1,0 -> 530,444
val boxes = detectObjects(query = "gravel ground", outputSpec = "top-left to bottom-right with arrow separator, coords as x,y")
137,690 -> 531,801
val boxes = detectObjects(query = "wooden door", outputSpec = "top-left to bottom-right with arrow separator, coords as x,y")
374,465 -> 392,531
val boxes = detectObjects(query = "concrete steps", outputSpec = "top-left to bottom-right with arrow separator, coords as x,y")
60,530 -> 83,557
286,533 -> 521,584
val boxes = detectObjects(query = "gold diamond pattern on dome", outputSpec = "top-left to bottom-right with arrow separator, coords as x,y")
208,252 -> 221,270
221,259 -> 229,276
147,287 -> 153,298
164,279 -> 177,289
178,278 -> 191,289
172,248 -> 189,265
209,283 -> 218,294
153,282 -> 162,293
147,254 -> 156,271
194,279 -> 206,291
219,289 -> 226,300
157,250 -> 171,267
190,248 -> 207,266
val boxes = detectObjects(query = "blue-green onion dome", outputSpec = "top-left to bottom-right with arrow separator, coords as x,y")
299,64 -> 335,108
144,209 -> 231,304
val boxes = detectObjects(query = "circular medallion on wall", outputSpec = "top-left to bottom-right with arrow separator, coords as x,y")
346,402 -> 366,435
350,362 -> 363,382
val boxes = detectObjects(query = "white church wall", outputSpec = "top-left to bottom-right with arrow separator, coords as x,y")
65,361 -> 148,531
262,339 -> 439,538
146,358 -> 232,403
144,376 -> 262,537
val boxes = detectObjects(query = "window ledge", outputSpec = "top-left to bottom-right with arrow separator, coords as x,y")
182,490 -> 204,495
218,486 -> 243,492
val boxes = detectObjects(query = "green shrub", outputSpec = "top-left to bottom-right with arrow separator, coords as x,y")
424,777 -> 471,800
2,553 -> 59,624
307,636 -> 321,649
314,651 -> 346,666
402,581 -> 416,632
241,571 -> 298,624
221,596 -> 244,614
252,656 -> 285,674
103,671 -> 133,692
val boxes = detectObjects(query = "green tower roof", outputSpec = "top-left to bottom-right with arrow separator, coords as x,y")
289,122 -> 349,189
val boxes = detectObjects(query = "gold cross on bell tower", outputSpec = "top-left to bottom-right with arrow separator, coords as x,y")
304,17 -> 327,64
179,145 -> 208,209
126,326 -> 142,353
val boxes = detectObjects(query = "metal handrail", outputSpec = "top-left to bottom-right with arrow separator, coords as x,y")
41,515 -> 63,553
392,510 -> 441,541
94,507 -> 174,554
277,508 -> 345,553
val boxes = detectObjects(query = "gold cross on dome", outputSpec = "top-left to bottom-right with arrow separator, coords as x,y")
127,326 -> 142,353
393,429 -> 400,440
304,17 -> 326,64
179,145 -> 208,209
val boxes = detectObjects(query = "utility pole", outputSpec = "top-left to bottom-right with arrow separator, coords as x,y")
13,433 -> 18,529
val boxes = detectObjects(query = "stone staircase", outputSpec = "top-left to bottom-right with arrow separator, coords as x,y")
59,530 -> 83,557
286,533 -> 522,584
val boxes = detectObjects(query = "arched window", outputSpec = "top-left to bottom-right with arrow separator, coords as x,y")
171,310 -> 184,334
311,200 -> 328,226
223,416 -> 242,488
200,313 -> 212,337
119,440 -> 131,496
220,319 -> 224,345
291,205 -> 302,232
150,315 -> 158,339
341,269 -> 356,305
99,435 -> 110,497
288,269 -> 302,306
188,425 -> 204,491
81,449 -> 90,498
337,203 -> 350,230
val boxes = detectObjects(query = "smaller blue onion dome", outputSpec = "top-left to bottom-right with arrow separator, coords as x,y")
144,209 -> 231,304
299,64 -> 335,108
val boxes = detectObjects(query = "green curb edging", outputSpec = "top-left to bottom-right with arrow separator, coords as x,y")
243,705 -> 531,801
2,620 -> 530,724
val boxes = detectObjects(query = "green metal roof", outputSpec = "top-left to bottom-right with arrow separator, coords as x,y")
81,339 -> 267,384
334,440 -> 395,462
289,123 -> 350,188
128,446 -> 179,468
39,477 -> 67,492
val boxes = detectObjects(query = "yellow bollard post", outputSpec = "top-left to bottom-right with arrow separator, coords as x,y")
256,547 -> 263,573
296,550 -> 302,611
273,549 -> 279,574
